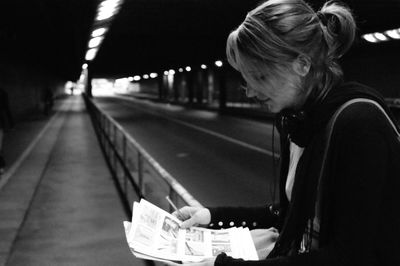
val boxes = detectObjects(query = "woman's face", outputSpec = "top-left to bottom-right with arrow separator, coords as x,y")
240,60 -> 305,113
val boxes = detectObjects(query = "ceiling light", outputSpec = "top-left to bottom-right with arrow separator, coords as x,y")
185,66 -> 191,72
143,74 -> 149,79
85,48 -> 98,61
150,73 -> 158,78
100,0 -> 121,7
168,69 -> 175,75
201,64 -> 207,69
128,77 -> 134,81
178,68 -> 183,73
385,29 -> 400,39
88,36 -> 104,48
92,28 -> 107,37
115,78 -> 127,83
215,60 -> 223,67
82,63 -> 88,69
164,71 -> 169,75
99,0 -> 120,12
373,32 -> 388,41
362,34 -> 378,43
96,0 -> 121,21
133,75 -> 141,81
96,11 -> 115,21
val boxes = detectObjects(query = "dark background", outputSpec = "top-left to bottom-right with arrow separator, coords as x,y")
0,0 -> 399,117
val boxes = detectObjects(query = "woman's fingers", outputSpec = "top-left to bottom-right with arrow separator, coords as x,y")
181,217 -> 199,229
183,208 -> 211,228
172,207 -> 211,229
172,206 -> 195,220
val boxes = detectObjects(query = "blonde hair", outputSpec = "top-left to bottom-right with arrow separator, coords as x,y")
226,0 -> 356,102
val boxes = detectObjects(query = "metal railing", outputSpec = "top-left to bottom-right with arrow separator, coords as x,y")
83,94 -> 203,216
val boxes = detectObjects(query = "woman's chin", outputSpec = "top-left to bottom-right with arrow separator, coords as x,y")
259,99 -> 282,113
265,102 -> 281,113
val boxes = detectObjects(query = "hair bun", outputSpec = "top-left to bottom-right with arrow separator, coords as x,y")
319,1 -> 356,59
316,11 -> 328,26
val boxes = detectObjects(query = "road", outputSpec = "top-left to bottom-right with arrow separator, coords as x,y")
94,96 -> 281,207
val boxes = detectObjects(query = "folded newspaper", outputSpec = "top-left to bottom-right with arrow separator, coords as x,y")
123,199 -> 258,263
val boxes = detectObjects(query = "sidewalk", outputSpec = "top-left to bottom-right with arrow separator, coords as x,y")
0,96 -> 143,266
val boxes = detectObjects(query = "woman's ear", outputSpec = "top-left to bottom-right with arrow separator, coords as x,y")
292,55 -> 311,77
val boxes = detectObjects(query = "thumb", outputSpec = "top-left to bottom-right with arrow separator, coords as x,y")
180,217 -> 197,229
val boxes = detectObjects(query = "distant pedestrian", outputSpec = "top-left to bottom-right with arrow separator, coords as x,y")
0,87 -> 14,174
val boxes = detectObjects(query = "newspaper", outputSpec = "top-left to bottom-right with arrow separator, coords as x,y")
123,199 -> 258,263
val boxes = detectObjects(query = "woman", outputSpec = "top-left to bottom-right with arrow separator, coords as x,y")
174,0 -> 400,265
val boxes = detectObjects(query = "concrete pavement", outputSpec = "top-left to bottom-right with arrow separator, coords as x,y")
0,95 -> 144,266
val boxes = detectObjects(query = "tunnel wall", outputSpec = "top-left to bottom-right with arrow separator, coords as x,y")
342,42 -> 400,98
135,41 -> 399,106
0,59 -> 66,121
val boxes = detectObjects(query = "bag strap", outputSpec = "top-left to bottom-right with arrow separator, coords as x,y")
311,98 -> 399,248
320,98 -> 399,180
300,98 -> 400,253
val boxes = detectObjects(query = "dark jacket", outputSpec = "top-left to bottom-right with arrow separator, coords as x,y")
211,82 -> 400,266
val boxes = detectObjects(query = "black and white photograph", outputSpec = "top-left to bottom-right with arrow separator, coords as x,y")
0,0 -> 399,265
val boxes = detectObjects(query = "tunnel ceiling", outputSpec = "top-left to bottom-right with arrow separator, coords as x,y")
1,0 -> 399,81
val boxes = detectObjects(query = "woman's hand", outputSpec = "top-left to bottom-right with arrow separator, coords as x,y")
250,228 -> 279,259
173,206 -> 211,229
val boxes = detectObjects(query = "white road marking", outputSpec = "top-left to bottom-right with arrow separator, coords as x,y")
115,95 -> 279,159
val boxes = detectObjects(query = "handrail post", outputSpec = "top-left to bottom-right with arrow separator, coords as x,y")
169,188 -> 177,213
138,152 -> 143,197
112,124 -> 117,170
122,135 -> 127,162
102,114 -> 106,147
113,122 -> 117,145
99,113 -> 104,146
106,118 -> 111,156
123,135 -> 127,194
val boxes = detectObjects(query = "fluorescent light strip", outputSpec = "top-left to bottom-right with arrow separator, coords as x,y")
88,36 -> 104,48
362,27 -> 400,43
96,0 -> 122,21
374,32 -> 388,41
85,48 -> 98,61
84,0 -> 123,63
385,29 -> 400,39
92,28 -> 107,37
